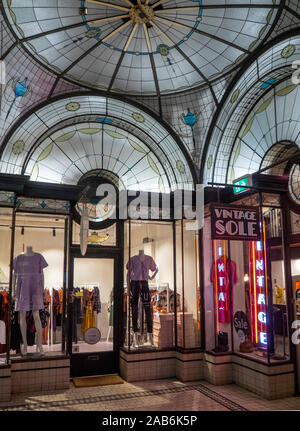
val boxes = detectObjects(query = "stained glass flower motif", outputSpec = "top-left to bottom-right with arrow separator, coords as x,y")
12,140 -> 25,155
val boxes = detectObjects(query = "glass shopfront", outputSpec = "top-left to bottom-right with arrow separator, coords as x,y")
0,206 -> 13,365
123,219 -> 201,352
11,211 -> 68,358
204,193 -> 291,363
68,216 -> 123,377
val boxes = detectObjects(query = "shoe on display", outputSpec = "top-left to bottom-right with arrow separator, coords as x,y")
143,332 -> 153,346
21,345 -> 27,356
131,332 -> 139,348
36,345 -> 45,356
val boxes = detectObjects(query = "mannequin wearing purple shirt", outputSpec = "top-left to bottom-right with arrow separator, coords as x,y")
13,246 -> 48,356
126,250 -> 158,348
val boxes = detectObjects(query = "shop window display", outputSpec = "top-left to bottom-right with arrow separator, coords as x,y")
203,215 -> 233,353
124,219 -> 201,351
71,258 -> 114,353
204,197 -> 290,363
124,220 -> 174,351
175,220 -> 201,348
0,207 -> 13,364
10,213 -> 67,358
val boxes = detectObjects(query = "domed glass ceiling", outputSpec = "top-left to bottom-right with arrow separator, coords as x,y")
3,0 -> 281,95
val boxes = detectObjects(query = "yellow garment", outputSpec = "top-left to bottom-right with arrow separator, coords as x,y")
275,287 -> 285,305
58,288 -> 63,314
82,301 -> 95,334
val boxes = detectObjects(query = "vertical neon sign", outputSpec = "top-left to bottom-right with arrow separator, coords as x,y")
249,223 -> 268,346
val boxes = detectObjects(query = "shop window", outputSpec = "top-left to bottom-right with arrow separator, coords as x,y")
204,199 -> 290,363
175,220 -> 201,348
11,212 -> 67,358
203,213 -> 232,353
124,220 -> 174,351
0,207 -> 13,364
71,258 -> 114,354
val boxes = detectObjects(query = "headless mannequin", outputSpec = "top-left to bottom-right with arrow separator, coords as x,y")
13,246 -> 44,356
128,250 -> 158,348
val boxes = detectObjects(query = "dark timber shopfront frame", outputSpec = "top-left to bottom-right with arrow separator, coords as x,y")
0,171 -> 299,400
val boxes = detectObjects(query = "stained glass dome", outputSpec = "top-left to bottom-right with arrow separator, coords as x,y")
2,0 -> 281,95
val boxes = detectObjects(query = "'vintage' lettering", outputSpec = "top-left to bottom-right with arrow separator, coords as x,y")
211,204 -> 259,241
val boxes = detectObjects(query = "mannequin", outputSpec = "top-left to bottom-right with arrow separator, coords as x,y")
126,249 -> 158,348
13,246 -> 48,356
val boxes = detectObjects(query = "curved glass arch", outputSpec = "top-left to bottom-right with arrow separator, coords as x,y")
0,95 -> 195,191
228,79 -> 300,183
202,34 -> 300,185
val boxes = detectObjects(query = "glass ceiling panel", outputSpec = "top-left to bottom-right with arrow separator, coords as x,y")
202,35 -> 300,185
2,0 -> 280,95
0,95 -> 194,191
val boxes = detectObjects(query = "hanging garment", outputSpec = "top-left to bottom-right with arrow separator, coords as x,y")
108,289 -> 113,327
210,256 -> 238,323
0,320 -> 5,345
93,286 -> 101,313
14,253 -> 48,311
42,289 -> 51,344
0,291 -> 8,320
55,289 -> 63,327
82,290 -> 95,333
52,289 -> 60,331
26,311 -> 36,346
0,292 -> 8,353
10,302 -> 21,352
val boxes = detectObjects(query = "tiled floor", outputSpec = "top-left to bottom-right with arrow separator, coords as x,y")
0,378 -> 300,411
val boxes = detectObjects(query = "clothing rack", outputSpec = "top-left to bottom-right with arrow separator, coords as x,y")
76,283 -> 100,290
44,284 -> 62,348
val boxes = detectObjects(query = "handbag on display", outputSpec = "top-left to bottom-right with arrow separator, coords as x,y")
217,331 -> 229,352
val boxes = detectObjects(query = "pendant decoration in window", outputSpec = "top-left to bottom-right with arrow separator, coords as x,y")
80,202 -> 89,256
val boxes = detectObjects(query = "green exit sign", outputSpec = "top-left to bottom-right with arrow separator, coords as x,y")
233,175 -> 252,194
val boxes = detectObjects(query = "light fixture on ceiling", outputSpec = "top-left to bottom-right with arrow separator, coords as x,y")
143,237 -> 154,244
21,226 -> 24,235
52,228 -> 56,237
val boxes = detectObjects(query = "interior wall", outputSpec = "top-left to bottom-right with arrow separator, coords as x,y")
14,226 -> 64,287
129,222 -> 174,290
0,227 -> 11,283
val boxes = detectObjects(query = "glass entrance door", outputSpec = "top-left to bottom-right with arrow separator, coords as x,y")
69,256 -> 120,377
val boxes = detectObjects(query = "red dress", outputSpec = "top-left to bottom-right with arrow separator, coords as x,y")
210,257 -> 238,323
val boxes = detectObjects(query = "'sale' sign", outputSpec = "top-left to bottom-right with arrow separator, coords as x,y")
211,203 -> 260,241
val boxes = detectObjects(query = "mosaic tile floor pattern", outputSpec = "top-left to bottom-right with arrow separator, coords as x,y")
0,379 -> 300,411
